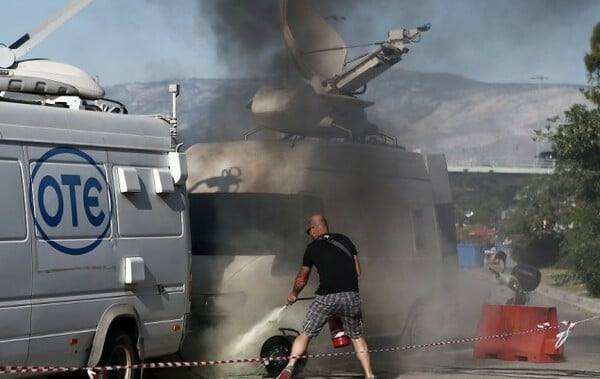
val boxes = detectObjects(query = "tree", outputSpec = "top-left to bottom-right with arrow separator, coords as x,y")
451,172 -> 515,229
498,174 -> 568,267
536,22 -> 600,295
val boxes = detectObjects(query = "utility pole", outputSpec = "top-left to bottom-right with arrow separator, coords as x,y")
531,75 -> 548,165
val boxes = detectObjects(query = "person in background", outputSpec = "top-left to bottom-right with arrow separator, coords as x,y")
276,214 -> 375,379
493,250 -> 507,273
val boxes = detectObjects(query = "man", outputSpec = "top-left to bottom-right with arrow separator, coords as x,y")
493,250 -> 507,272
277,214 -> 375,379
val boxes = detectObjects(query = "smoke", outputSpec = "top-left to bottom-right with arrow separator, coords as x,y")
145,0 -> 600,84
196,1 -> 284,78
176,140 -> 497,377
227,305 -> 287,356
331,0 -> 600,84
179,254 -> 308,378
141,0 -> 599,146
196,0 -> 360,79
142,2 -> 585,376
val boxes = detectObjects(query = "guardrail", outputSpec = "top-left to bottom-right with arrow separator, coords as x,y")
447,158 -> 556,174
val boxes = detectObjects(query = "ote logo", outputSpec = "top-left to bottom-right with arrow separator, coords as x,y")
29,147 -> 113,255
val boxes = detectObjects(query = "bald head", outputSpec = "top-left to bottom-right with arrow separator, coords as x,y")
306,213 -> 329,239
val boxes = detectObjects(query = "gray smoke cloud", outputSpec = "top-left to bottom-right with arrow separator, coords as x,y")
196,0 -> 358,81
175,140 -> 486,378
143,3 -> 594,376
191,0 -> 599,84
142,0 -> 599,145
197,0 -> 283,78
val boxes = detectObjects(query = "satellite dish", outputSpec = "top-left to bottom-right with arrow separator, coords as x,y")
245,0 -> 429,141
280,0 -> 347,88
0,0 -> 104,99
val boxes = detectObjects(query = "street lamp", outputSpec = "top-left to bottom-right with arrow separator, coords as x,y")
531,75 -> 548,164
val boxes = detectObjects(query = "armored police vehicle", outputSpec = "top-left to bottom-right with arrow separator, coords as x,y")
0,1 -> 191,377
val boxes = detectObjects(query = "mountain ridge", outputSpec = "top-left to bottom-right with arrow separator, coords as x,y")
105,68 -> 587,162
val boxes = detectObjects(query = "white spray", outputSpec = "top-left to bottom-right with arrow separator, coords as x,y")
227,304 -> 289,357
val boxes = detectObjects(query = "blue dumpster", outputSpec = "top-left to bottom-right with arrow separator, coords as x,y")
457,243 -> 485,267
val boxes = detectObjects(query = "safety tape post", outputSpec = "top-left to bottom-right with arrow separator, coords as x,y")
0,320 -> 587,376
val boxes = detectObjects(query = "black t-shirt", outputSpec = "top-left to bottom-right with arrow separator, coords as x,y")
302,233 -> 359,295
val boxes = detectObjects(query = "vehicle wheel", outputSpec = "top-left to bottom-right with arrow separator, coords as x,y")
97,331 -> 140,379
400,298 -> 427,346
260,335 -> 306,377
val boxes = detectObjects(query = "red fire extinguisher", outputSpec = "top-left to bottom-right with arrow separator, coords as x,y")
328,315 -> 350,348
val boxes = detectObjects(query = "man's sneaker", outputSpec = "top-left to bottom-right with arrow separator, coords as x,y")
276,366 -> 293,379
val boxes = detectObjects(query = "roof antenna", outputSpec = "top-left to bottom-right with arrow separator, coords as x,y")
169,84 -> 180,149
1,0 -> 93,67
0,0 -> 104,100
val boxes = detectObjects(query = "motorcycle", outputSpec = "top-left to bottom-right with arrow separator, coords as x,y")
487,263 -> 542,305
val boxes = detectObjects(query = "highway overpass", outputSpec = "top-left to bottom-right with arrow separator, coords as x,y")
447,158 -> 555,175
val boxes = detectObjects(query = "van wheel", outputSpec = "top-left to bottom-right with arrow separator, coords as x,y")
98,331 -> 140,379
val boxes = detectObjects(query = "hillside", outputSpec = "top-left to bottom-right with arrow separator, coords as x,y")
105,68 -> 588,163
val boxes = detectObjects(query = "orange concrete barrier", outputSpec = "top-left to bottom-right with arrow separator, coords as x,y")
473,304 -> 564,363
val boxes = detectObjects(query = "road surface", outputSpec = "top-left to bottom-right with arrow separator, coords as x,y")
155,267 -> 600,379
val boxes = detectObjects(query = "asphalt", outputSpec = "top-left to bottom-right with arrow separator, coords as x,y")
389,270 -> 600,379
157,269 -> 600,379
297,270 -> 600,379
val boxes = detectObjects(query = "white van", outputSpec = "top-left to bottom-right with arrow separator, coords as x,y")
0,97 -> 191,377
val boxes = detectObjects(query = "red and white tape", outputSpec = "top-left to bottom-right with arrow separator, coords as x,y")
0,323 -> 560,377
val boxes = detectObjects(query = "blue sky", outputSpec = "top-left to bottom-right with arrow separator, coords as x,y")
2,0 -> 599,86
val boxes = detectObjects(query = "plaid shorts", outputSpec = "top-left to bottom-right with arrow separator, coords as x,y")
301,292 -> 363,338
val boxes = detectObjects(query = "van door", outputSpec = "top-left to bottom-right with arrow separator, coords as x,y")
0,144 -> 32,365
27,146 -> 113,367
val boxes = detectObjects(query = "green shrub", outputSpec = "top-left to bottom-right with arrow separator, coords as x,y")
574,242 -> 600,297
549,271 -> 578,286
510,234 -> 561,267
